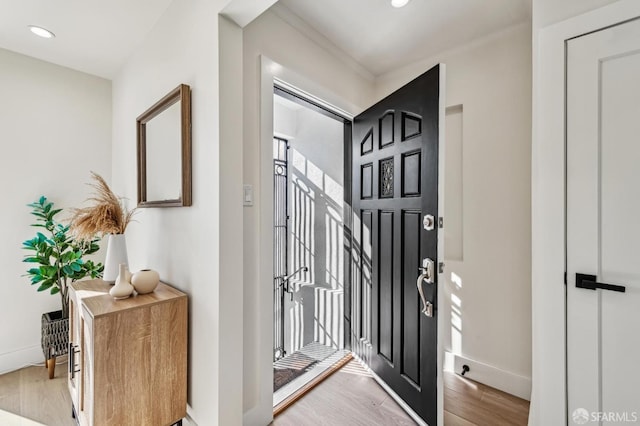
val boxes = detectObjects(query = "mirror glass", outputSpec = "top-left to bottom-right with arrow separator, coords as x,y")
137,84 -> 191,207
145,102 -> 181,201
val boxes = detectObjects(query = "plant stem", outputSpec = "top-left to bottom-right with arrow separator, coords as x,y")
61,276 -> 69,318
51,228 -> 68,318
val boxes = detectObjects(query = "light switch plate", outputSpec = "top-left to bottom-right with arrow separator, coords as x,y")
243,184 -> 253,206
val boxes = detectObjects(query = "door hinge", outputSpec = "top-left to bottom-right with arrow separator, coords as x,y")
564,271 -> 567,286
439,217 -> 444,229
439,262 -> 445,274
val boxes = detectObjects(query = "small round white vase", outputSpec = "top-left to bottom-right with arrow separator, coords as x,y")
131,269 -> 160,294
110,264 -> 134,299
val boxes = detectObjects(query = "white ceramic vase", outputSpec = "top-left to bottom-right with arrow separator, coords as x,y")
110,264 -> 134,299
103,234 -> 128,283
131,269 -> 160,294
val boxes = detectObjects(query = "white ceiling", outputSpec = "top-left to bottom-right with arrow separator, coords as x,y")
0,0 -> 531,80
0,0 -> 173,79
277,0 -> 531,76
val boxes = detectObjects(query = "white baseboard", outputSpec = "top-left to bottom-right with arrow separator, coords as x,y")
448,353 -> 531,401
183,407 -> 197,426
443,351 -> 455,372
242,401 -> 273,426
0,345 -> 43,375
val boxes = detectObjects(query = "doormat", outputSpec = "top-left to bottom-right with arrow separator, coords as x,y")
273,352 -> 319,392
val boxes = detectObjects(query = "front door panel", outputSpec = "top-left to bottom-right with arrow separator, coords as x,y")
352,65 -> 442,424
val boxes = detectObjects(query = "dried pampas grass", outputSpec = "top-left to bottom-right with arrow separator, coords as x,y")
69,172 -> 136,241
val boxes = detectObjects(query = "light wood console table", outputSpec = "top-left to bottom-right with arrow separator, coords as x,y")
68,279 -> 187,426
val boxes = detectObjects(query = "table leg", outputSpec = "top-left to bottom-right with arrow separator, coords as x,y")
46,357 -> 56,379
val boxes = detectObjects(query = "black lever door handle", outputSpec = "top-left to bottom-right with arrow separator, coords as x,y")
576,273 -> 626,293
68,342 -> 74,376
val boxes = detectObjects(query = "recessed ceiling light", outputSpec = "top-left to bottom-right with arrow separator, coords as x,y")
391,0 -> 410,8
28,25 -> 55,39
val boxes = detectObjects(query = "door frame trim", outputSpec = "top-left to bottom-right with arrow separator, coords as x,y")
532,1 -> 640,424
252,54 -> 361,424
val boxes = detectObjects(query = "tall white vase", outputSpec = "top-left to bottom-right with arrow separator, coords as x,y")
103,234 -> 128,283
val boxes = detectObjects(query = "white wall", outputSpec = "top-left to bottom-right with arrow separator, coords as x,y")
533,0 -> 620,28
0,48 -> 111,373
288,107 -> 344,352
243,8 -> 374,425
111,0 -> 247,424
273,100 -> 297,140
376,23 -> 533,398
274,102 -> 345,355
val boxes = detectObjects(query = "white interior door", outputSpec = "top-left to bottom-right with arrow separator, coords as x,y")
567,17 -> 640,425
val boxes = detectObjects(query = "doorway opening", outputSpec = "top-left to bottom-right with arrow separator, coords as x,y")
272,86 -> 352,407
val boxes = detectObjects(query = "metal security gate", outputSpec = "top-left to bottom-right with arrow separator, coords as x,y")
273,137 -> 289,361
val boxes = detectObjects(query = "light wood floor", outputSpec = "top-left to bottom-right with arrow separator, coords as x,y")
272,359 -> 415,426
0,358 -> 529,426
273,359 -> 530,426
442,370 -> 530,425
0,361 -> 71,426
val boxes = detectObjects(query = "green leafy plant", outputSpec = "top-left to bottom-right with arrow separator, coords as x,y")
22,196 -> 103,318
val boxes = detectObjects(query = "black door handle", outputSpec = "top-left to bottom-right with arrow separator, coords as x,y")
68,342 -> 74,377
576,273 -> 626,293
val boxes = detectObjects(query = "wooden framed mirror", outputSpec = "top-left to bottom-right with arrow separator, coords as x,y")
137,84 -> 192,207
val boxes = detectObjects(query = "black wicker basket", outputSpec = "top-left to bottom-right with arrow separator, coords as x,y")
41,310 -> 69,360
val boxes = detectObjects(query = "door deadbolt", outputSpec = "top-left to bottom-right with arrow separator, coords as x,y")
423,214 -> 435,231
